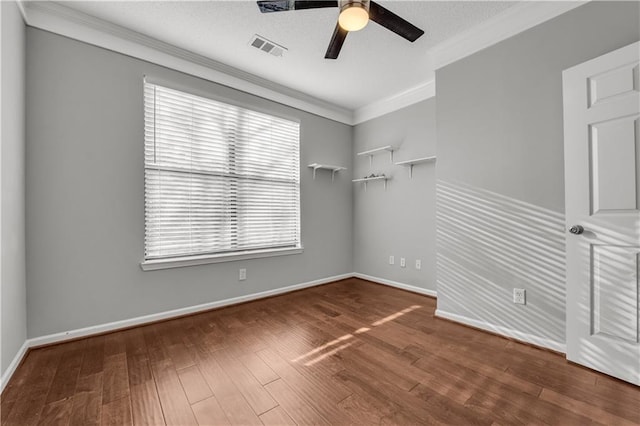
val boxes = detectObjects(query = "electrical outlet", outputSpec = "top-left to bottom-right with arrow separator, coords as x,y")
513,288 -> 526,305
389,255 -> 395,265
415,259 -> 421,270
400,257 -> 406,268
239,268 -> 247,281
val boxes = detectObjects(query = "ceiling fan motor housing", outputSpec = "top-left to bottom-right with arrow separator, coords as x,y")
339,0 -> 370,12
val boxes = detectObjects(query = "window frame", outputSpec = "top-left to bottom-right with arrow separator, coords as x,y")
140,78 -> 303,271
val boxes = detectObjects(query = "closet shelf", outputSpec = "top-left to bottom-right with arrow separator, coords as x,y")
352,175 -> 391,191
357,145 -> 395,166
308,163 -> 347,181
395,156 -> 436,178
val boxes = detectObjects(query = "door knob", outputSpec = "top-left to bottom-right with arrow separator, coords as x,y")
569,225 -> 584,235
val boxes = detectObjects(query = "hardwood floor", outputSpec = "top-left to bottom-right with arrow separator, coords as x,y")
2,278 -> 638,425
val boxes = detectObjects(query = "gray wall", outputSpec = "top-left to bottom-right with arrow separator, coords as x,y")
1,1 -> 27,377
353,99 -> 437,292
26,28 -> 353,338
436,1 -> 640,345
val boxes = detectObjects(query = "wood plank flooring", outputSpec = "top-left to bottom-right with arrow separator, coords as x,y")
2,278 -> 638,425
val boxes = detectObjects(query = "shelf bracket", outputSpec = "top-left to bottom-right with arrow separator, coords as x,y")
309,164 -> 346,181
394,156 -> 436,179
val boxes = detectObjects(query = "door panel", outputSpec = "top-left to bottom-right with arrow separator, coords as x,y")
590,115 -> 638,213
588,63 -> 638,107
563,41 -> 640,386
591,245 -> 639,343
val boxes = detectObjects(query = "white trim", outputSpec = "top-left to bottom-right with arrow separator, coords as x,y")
15,0 -> 27,24
353,273 -> 437,298
0,0 -> 28,397
17,1 -> 589,124
19,1 -> 353,125
0,273 -> 351,391
353,80 -> 435,125
27,273 -> 353,348
141,247 -> 304,271
430,1 -> 589,71
2,274 -> 570,391
1,340 -> 29,394
434,309 -> 566,354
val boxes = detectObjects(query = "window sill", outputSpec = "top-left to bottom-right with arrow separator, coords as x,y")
140,246 -> 304,271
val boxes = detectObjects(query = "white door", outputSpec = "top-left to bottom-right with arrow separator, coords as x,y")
563,41 -> 640,386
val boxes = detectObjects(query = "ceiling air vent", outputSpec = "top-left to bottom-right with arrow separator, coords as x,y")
249,34 -> 287,58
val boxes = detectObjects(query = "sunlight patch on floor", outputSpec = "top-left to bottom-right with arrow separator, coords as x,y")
291,304 -> 423,365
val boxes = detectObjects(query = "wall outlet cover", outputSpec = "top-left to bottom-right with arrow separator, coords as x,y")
400,257 -> 406,268
415,259 -> 421,270
239,268 -> 247,281
389,255 -> 395,265
513,288 -> 526,304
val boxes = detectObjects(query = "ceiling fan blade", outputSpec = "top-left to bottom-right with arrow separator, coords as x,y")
368,1 -> 424,42
325,22 -> 348,59
257,1 -> 338,13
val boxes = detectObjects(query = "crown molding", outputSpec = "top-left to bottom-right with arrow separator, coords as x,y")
17,0 -> 591,126
353,79 -> 436,125
347,1 -> 589,124
19,1 -> 354,125
430,0 -> 590,71
15,0 -> 27,23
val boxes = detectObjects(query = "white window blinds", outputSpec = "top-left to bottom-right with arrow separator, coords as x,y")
144,81 -> 301,260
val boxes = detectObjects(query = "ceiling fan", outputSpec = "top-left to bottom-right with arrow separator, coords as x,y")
256,0 -> 425,59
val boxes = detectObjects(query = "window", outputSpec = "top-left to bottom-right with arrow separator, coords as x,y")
143,81 -> 301,268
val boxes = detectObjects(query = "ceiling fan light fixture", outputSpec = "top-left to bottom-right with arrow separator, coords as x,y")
338,1 -> 369,32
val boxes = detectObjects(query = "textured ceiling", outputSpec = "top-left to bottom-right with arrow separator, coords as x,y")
57,1 -> 517,110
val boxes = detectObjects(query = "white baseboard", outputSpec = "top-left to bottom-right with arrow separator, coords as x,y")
1,272 -> 352,392
2,272 -> 430,391
28,273 -> 353,348
353,273 -> 437,298
2,274 -> 568,394
435,309 -> 566,354
1,340 -> 29,394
